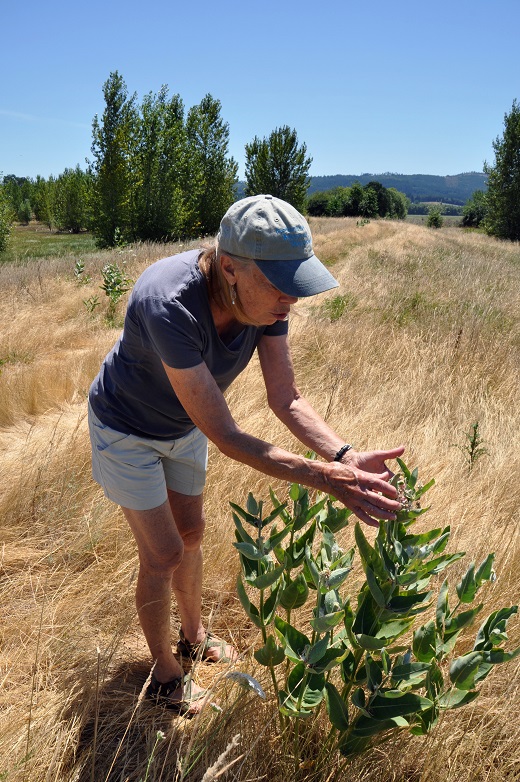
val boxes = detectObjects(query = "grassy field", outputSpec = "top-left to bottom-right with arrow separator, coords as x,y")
0,222 -> 97,264
1,218 -> 519,781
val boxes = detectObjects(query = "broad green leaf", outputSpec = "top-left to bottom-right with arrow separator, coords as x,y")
322,502 -> 352,534
341,651 -> 358,683
396,457 -> 411,480
365,566 -> 387,609
402,527 -> 444,549
474,606 -> 518,651
263,501 -> 289,526
444,604 -> 483,641
307,636 -> 330,665
351,687 -> 370,717
266,525 -> 292,552
413,621 -> 437,662
310,610 -> 345,633
289,519 -> 317,565
436,579 -> 449,633
232,512 -> 256,546
287,663 -> 325,709
249,564 -> 285,590
438,689 -> 479,709
279,573 -> 309,610
355,523 -> 385,579
386,592 -> 432,614
369,691 -> 433,720
229,501 -> 262,528
421,552 -> 465,576
456,563 -> 477,604
324,682 -> 350,731
274,616 -> 310,661
236,576 -> 263,629
308,646 -> 347,673
254,635 -> 285,666
352,588 -> 379,636
475,553 -> 495,586
305,545 -> 320,589
324,567 -> 353,591
289,483 -> 302,501
449,651 -> 483,690
480,646 -> 520,665
356,634 -> 388,651
232,541 -> 264,561
353,714 -> 409,737
415,478 -> 435,498
262,583 -> 280,625
391,662 -> 431,687
246,492 -> 260,517
365,655 -> 383,692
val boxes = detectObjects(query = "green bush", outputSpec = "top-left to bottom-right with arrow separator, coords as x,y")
231,459 -> 519,768
427,206 -> 443,229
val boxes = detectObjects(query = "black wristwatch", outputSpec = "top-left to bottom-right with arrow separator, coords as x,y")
334,443 -> 354,461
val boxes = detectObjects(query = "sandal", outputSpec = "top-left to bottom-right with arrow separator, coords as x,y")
176,629 -> 236,664
146,672 -> 207,715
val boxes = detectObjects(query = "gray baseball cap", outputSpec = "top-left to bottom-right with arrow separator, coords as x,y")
217,194 -> 339,297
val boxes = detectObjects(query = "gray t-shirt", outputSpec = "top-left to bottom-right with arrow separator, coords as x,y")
89,250 -> 288,439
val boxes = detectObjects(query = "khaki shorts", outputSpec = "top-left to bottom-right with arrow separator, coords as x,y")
88,402 -> 208,510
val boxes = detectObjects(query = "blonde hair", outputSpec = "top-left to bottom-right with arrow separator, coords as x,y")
199,246 -> 259,326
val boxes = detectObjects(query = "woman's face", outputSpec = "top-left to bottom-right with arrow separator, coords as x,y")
233,262 -> 299,326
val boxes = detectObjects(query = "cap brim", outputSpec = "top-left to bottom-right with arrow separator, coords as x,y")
253,255 -> 339,298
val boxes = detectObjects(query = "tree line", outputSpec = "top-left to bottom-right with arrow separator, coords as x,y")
1,82 -> 520,251
0,72 -> 313,252
307,182 -> 409,219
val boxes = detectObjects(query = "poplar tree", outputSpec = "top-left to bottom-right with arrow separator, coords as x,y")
244,126 -> 312,213
131,87 -> 187,241
89,71 -> 138,247
185,94 -> 238,236
484,99 -> 520,241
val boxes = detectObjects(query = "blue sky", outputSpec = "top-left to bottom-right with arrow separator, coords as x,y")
2,0 -> 519,180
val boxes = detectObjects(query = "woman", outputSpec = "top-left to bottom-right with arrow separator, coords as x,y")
88,194 -> 404,714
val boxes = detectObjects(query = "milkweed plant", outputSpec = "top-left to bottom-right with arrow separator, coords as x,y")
230,458 -> 519,762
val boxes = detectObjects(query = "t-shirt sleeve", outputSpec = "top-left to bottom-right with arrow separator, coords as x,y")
136,295 -> 205,369
262,319 -> 289,337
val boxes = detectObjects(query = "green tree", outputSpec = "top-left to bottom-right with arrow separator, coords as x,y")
54,166 -> 91,232
344,182 -> 364,216
32,175 -> 56,229
306,190 -> 330,216
244,125 -> 312,213
0,184 -> 14,252
461,190 -> 488,228
131,87 -> 187,241
388,187 -> 409,219
484,99 -> 520,241
17,198 -> 32,224
427,205 -> 444,228
88,71 -> 138,247
185,94 -> 238,236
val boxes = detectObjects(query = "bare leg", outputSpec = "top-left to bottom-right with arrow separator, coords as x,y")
168,489 -> 238,662
121,499 -> 207,710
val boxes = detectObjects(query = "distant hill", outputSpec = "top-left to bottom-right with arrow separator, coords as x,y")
236,172 -> 487,206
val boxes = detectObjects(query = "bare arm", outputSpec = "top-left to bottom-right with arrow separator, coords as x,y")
161,356 -> 402,526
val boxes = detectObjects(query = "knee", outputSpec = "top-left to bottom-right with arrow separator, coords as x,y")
181,522 -> 205,552
139,541 -> 185,576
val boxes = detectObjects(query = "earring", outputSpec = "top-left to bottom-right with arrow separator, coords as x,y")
230,284 -> 237,305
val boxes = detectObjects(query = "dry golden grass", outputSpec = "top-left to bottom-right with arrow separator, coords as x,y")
1,221 -> 519,781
